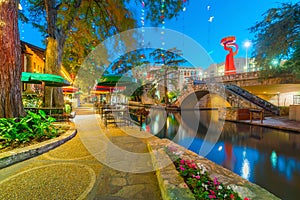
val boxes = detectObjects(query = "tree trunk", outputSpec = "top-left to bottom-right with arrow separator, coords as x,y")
0,0 -> 24,118
44,37 -> 64,107
164,68 -> 169,106
44,0 -> 65,108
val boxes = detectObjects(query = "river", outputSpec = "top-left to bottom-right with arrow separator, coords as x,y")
143,109 -> 300,200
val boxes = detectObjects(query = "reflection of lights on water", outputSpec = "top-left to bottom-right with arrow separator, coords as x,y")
243,149 -> 246,157
153,122 -> 159,134
218,146 -> 223,151
241,159 -> 250,180
166,117 -> 169,128
270,150 -> 277,169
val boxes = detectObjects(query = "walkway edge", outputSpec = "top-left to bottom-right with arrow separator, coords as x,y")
147,138 -> 195,200
225,119 -> 300,133
0,127 -> 77,169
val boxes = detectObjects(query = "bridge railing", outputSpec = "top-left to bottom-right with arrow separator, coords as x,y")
203,71 -> 260,83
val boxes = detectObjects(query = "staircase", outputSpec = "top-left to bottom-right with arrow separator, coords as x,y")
225,84 -> 280,115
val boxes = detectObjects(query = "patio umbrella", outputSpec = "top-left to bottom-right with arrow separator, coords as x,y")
21,72 -> 70,107
21,72 -> 70,87
97,75 -> 136,104
97,75 -> 136,87
62,86 -> 78,94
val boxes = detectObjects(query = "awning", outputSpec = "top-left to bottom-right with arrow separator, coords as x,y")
21,72 -> 70,87
62,86 -> 78,93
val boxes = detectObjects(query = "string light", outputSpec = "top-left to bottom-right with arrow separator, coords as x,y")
141,1 -> 145,47
160,0 -> 166,61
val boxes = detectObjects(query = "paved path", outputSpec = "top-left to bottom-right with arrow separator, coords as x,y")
237,115 -> 300,133
0,107 -> 162,200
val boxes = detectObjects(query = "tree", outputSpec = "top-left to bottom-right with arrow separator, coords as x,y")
150,48 -> 185,105
249,2 -> 300,77
19,0 -> 189,107
0,0 -> 25,118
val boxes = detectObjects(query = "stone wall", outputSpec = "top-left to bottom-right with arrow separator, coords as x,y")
289,105 -> 300,121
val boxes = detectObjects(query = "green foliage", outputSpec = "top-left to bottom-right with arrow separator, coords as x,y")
168,90 -> 181,103
64,103 -> 72,114
150,48 -> 186,104
0,110 -> 58,149
249,2 -> 300,77
22,94 -> 43,108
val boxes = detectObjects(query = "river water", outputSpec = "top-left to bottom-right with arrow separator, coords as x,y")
143,110 -> 300,200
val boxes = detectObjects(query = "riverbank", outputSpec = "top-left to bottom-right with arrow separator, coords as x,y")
226,115 -> 300,133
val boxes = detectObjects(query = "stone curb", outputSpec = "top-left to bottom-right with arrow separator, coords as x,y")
0,128 -> 77,169
147,139 -> 195,200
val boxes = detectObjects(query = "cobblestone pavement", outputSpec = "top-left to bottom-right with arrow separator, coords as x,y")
0,107 -> 162,200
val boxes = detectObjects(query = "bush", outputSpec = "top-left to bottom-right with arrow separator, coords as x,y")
0,110 -> 58,149
165,146 -> 250,200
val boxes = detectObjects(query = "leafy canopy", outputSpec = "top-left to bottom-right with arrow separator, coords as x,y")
249,2 -> 300,77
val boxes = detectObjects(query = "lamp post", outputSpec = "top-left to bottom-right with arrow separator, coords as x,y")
244,41 -> 251,72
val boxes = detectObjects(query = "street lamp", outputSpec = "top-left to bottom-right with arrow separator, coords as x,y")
244,41 -> 251,72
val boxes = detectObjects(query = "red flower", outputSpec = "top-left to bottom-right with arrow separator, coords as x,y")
244,198 -> 251,200
230,194 -> 235,199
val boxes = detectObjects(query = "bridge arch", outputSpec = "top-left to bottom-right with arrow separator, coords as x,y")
179,90 -> 231,110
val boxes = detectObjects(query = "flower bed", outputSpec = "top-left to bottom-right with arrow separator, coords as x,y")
165,145 -> 250,200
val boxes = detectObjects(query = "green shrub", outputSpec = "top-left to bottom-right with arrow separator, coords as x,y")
0,110 -> 58,149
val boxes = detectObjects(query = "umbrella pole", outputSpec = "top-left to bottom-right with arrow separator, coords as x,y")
42,82 -> 46,107
50,88 -> 53,111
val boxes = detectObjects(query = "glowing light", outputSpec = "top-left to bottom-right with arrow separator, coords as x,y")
218,146 -> 223,151
244,40 -> 251,48
183,7 -> 186,12
18,3 -> 23,10
270,151 -> 277,169
241,159 -> 250,180
271,59 -> 279,66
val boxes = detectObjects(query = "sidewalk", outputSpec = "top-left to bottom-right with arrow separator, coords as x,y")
234,115 -> 300,133
0,107 -> 299,200
0,107 -> 162,200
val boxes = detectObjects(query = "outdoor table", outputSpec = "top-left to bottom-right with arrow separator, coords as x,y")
103,108 -> 128,127
249,109 -> 264,123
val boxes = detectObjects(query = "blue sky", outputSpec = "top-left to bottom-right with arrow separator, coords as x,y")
19,0 -> 298,67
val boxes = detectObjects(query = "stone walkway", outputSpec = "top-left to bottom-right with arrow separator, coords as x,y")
0,107 -> 162,200
237,115 -> 300,133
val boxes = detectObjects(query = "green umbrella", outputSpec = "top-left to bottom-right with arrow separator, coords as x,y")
21,72 -> 70,87
97,75 -> 136,87
21,72 -> 70,107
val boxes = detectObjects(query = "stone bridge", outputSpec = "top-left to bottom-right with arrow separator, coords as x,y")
173,71 -> 299,115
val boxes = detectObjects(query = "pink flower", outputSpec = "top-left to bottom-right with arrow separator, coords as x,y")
213,177 -> 219,185
190,163 -> 197,169
208,194 -> 216,199
244,198 -> 251,200
180,159 -> 185,165
179,165 -> 185,171
210,190 -> 215,195
195,175 -> 200,179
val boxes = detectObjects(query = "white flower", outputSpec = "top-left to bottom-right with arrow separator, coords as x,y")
219,185 -> 222,190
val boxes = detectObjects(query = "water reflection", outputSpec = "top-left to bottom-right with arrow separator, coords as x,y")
144,110 -> 300,200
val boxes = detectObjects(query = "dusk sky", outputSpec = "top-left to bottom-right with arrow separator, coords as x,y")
19,0 -> 298,68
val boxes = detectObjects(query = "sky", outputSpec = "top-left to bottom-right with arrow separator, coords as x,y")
19,0 -> 298,68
